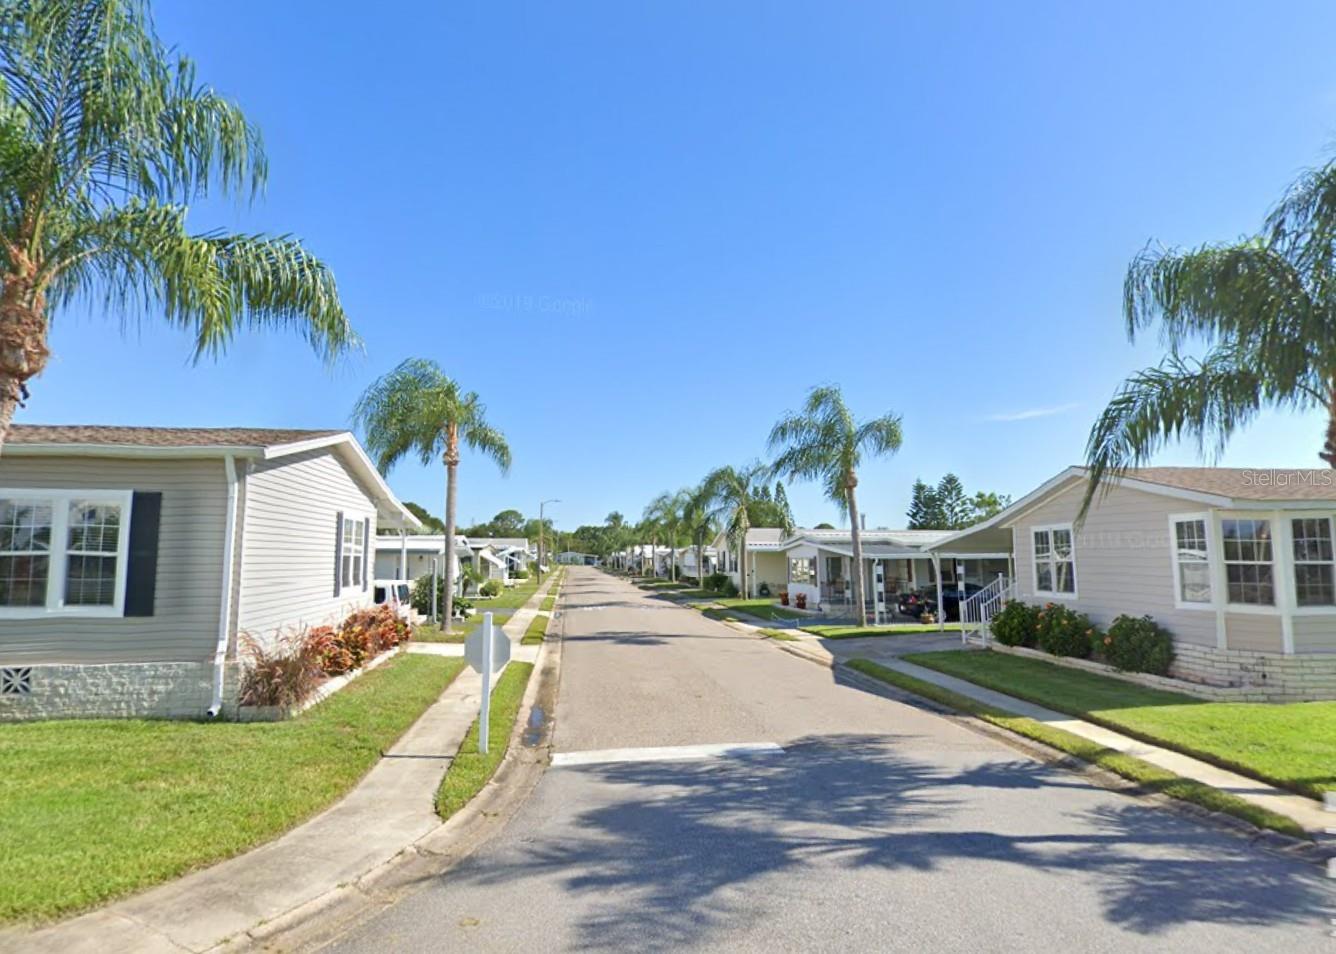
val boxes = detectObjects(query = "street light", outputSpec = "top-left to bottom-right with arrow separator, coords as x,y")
539,498 -> 560,574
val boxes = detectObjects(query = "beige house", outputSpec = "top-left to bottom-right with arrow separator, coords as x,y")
712,528 -> 788,596
933,466 -> 1336,698
0,425 -> 419,721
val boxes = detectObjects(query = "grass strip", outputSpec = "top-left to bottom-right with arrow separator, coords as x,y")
539,595 -> 556,612
845,658 -> 1306,839
0,655 -> 465,925
758,627 -> 799,641
904,650 -> 1336,800
522,613 -> 550,645
804,622 -> 962,638
436,662 -> 536,819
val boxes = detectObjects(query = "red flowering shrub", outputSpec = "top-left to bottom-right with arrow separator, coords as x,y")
1035,602 -> 1096,658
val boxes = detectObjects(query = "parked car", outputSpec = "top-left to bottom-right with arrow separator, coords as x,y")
938,582 -> 985,622
373,579 -> 414,620
898,583 -> 984,622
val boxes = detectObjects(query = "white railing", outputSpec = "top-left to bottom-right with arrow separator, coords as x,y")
960,574 -> 1014,646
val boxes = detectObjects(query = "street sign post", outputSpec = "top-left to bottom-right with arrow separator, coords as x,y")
464,612 -> 511,754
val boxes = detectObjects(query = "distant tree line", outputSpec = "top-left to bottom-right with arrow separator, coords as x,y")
906,474 -> 1011,530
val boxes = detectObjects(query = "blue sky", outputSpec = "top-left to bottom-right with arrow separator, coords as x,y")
25,2 -> 1336,529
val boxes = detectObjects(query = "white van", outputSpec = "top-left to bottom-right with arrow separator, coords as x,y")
373,580 -> 414,621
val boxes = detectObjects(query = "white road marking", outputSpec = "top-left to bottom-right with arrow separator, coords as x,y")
551,742 -> 784,767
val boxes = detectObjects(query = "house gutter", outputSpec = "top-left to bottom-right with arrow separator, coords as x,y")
208,454 -> 241,718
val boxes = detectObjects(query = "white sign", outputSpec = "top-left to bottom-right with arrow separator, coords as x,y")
464,612 -> 511,753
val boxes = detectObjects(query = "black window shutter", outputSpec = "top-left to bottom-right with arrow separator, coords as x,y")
334,511 -> 344,597
124,492 -> 163,617
362,516 -> 371,591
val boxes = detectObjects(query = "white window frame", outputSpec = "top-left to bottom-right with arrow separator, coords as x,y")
1168,512 -> 1214,610
0,488 -> 133,619
1030,523 -> 1077,599
1287,511 -> 1336,616
341,515 -> 365,588
1219,516 -> 1277,609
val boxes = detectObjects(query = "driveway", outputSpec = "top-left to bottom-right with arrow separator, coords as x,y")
326,567 -> 1333,953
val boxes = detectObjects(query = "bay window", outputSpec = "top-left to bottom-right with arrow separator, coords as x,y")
1291,517 -> 1336,607
1032,524 -> 1076,596
1221,518 -> 1274,606
0,490 -> 132,615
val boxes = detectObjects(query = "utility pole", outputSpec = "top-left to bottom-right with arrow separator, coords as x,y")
539,498 -> 560,576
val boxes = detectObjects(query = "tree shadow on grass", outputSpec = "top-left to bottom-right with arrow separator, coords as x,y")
447,734 -> 1332,951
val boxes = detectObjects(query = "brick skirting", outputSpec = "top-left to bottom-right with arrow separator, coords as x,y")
990,642 -> 1336,702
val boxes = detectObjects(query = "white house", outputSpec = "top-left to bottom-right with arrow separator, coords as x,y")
372,533 -> 465,586
776,528 -> 965,614
0,425 -> 419,721
467,537 -> 530,575
932,466 -> 1336,699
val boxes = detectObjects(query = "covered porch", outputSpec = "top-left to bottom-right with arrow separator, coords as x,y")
780,538 -> 1011,623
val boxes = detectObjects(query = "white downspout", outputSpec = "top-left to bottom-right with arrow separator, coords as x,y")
208,454 -> 240,718
399,530 -> 407,579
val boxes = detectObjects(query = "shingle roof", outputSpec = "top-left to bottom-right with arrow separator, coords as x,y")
6,424 -> 345,449
1125,467 -> 1336,502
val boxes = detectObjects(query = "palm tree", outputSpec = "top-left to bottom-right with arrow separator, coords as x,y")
645,490 -> 689,581
635,514 -> 661,578
701,462 -> 769,598
768,385 -> 903,626
1085,159 -> 1336,514
353,359 -> 510,630
0,0 -> 353,447
683,481 -> 717,588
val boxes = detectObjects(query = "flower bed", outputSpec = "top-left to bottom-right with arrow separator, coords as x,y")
237,605 -> 414,720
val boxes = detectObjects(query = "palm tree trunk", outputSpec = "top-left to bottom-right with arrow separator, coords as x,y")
738,515 -> 749,597
441,426 -> 460,631
848,475 -> 867,627
1323,383 -> 1336,467
0,275 -> 51,454
696,538 -> 705,589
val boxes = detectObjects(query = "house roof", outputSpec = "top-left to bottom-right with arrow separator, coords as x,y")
6,424 -> 420,529
778,528 -> 954,557
1120,467 -> 1336,502
468,537 -> 529,550
7,424 -> 344,449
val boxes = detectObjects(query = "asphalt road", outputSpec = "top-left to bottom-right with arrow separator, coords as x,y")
327,567 -> 1334,953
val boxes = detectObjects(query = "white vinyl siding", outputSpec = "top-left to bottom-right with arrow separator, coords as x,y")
236,447 -> 378,647
0,457 -> 228,663
1012,482 -> 1219,648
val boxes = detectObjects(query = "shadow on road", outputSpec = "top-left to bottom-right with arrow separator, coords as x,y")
442,734 -> 1331,950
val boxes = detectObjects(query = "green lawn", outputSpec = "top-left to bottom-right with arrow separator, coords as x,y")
472,578 -> 543,611
846,659 -> 1303,837
416,613 -> 512,643
674,587 -> 730,600
436,661 -> 535,819
539,595 -> 556,613
0,654 -> 465,925
904,650 -> 1336,800
758,627 -> 799,641
522,613 -> 550,645
708,598 -> 804,621
637,580 -> 690,591
804,622 -> 963,639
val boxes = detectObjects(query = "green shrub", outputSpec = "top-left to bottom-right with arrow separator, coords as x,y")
480,578 -> 503,598
990,600 -> 1038,647
704,572 -> 730,593
1101,614 -> 1175,675
512,568 -> 530,580
1034,602 -> 1096,658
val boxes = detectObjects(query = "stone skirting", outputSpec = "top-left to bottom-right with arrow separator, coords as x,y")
989,642 -> 1336,702
0,660 -> 238,721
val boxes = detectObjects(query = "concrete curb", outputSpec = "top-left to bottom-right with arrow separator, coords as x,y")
744,616 -> 1333,871
241,581 -> 564,953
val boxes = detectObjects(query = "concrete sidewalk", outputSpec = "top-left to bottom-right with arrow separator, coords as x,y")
747,623 -> 1332,836
2,575 -> 560,954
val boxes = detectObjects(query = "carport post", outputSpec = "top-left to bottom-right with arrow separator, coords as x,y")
932,553 -> 944,633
